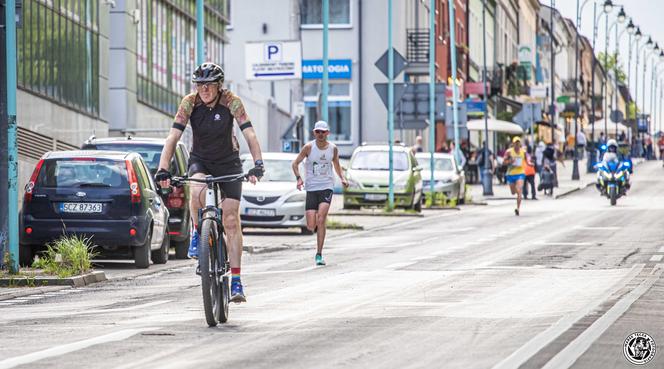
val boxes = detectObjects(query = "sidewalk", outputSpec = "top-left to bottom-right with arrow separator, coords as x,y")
469,157 -> 644,202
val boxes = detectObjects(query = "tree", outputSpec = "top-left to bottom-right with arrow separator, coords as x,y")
598,52 -> 627,84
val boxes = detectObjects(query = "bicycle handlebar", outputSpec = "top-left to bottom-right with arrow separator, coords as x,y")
170,173 -> 248,187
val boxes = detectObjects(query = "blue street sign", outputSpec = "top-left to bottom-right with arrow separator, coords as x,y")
465,100 -> 486,114
302,59 -> 352,79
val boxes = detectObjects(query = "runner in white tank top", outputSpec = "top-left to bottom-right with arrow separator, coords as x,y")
292,121 -> 348,266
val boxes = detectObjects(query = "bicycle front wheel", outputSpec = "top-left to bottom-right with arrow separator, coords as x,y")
199,218 -> 221,327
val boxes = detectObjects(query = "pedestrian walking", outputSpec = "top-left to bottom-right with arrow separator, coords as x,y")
292,121 -> 348,266
523,148 -> 537,200
411,135 -> 424,154
503,136 -> 530,216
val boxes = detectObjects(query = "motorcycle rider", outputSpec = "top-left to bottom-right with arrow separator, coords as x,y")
596,139 -> 631,193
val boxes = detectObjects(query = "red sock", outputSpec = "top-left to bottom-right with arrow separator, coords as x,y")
231,268 -> 241,281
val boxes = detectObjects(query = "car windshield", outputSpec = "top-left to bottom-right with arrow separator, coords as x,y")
242,158 -> 301,182
37,159 -> 129,188
351,151 -> 409,171
418,157 -> 454,171
91,144 -> 164,174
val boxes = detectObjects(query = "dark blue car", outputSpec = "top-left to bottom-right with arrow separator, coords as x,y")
20,151 -> 170,268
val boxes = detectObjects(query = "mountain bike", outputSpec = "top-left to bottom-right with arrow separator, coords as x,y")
170,173 -> 246,326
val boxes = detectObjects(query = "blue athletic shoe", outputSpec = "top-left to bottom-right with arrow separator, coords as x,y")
187,230 -> 199,259
230,281 -> 246,303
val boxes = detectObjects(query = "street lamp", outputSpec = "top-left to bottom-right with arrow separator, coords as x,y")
617,7 -> 627,23
635,28 -> 642,41
603,0 -> 613,14
626,19 -> 636,35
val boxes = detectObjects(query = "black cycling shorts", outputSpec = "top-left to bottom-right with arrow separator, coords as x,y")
187,155 -> 243,201
305,189 -> 333,211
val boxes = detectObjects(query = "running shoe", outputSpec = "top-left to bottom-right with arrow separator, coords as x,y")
315,254 -> 326,266
187,230 -> 199,259
230,281 -> 247,303
515,208 -> 520,216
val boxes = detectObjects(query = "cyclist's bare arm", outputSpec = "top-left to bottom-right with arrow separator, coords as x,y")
332,146 -> 348,186
159,94 -> 194,171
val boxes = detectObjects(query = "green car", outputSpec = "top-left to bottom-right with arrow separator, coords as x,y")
343,144 -> 423,211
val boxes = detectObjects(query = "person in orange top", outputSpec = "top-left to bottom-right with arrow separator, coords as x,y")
522,146 -> 537,200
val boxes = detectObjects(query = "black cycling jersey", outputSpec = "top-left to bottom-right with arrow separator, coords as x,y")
173,89 -> 251,164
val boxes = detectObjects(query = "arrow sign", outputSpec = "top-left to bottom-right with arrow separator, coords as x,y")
375,49 -> 408,79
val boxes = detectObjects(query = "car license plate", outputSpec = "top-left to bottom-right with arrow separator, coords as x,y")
364,193 -> 387,201
245,208 -> 276,217
60,202 -> 103,213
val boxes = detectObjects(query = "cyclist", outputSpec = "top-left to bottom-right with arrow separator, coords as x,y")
291,121 -> 348,266
156,62 -> 264,303
503,136 -> 530,216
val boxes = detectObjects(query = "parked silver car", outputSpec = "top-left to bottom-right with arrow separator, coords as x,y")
416,152 -> 466,203
240,153 -> 309,234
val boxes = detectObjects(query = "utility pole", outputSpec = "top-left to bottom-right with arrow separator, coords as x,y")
428,0 -> 435,195
550,1 -> 556,144
481,0 -> 493,195
572,0 -> 581,180
387,0 -> 395,209
448,0 -> 460,164
0,0 -> 8,268
4,0 -> 18,272
196,0 -> 204,65
322,0 -> 329,123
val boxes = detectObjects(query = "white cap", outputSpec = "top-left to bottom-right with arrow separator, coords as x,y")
313,121 -> 330,131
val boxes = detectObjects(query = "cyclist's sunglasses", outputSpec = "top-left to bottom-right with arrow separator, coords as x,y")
195,82 -> 218,91
314,130 -> 328,134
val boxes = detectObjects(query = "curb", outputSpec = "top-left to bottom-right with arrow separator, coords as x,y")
0,270 -> 106,289
330,211 -> 424,217
0,285 -> 72,301
555,182 -> 594,199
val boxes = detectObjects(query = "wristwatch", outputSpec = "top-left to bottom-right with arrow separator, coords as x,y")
295,175 -> 302,181
255,159 -> 264,167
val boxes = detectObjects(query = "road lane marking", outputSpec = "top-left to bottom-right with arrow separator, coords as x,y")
245,266 -> 318,275
535,242 -> 593,246
0,327 -> 161,369
541,264 -> 664,369
650,255 -> 663,262
385,262 -> 416,269
492,264 -> 645,369
659,246 -> 664,253
574,226 -> 622,231
411,255 -> 436,261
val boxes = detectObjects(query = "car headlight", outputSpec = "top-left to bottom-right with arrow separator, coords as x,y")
394,183 -> 407,192
285,192 -> 306,203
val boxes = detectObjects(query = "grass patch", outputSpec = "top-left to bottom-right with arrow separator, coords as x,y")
32,235 -> 98,278
326,220 -> 364,230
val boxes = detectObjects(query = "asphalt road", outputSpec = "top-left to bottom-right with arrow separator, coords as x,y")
1,161 -> 663,369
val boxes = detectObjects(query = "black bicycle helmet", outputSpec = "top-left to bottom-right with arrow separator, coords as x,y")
192,62 -> 224,84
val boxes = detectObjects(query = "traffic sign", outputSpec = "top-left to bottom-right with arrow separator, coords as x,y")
374,49 -> 408,79
245,41 -> 302,80
399,83 -> 447,120
610,110 -> 624,123
513,103 -> 542,130
374,83 -> 409,109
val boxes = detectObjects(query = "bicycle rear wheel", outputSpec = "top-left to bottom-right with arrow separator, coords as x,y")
199,218 -> 221,327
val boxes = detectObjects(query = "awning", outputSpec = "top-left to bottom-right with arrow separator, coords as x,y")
466,118 -> 524,134
583,120 -> 629,136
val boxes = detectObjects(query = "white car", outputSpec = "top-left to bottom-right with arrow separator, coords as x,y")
240,153 -> 310,234
415,152 -> 466,203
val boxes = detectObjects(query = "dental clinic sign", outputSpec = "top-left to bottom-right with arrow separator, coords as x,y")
245,41 -> 302,80
302,59 -> 352,79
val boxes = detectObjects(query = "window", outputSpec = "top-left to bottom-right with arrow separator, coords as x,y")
351,151 -> 409,171
303,82 -> 352,142
301,0 -> 350,26
18,0 -> 100,116
136,0 -> 228,115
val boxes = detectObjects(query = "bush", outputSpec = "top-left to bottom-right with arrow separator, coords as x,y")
32,235 -> 98,278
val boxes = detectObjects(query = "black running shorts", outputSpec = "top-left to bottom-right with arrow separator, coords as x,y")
187,155 -> 243,201
305,189 -> 333,211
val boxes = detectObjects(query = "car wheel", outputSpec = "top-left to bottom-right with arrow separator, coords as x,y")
173,237 -> 189,259
19,244 -> 35,267
134,227 -> 152,269
152,227 -> 169,264
300,227 -> 314,235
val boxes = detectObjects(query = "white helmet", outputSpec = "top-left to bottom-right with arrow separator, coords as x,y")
607,139 -> 618,152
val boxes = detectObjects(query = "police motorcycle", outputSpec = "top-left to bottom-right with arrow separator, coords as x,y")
595,140 -> 631,206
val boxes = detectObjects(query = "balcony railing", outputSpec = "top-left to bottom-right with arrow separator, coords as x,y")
407,29 -> 430,63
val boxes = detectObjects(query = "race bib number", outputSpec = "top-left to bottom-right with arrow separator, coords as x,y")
313,162 -> 331,176
512,157 -> 523,167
